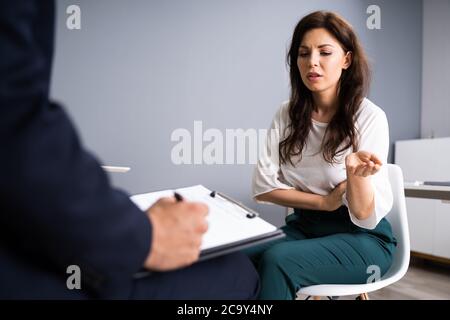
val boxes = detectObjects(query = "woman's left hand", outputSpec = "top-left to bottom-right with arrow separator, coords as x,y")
345,151 -> 382,177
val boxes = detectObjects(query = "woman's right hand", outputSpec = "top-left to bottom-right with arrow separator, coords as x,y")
322,181 -> 347,211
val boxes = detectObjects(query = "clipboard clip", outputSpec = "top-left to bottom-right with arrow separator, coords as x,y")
209,190 -> 259,219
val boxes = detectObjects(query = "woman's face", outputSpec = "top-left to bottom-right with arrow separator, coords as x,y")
297,28 -> 351,95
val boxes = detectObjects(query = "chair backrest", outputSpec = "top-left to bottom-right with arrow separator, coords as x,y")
382,164 -> 410,280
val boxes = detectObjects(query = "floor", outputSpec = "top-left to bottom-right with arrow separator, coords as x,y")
296,257 -> 450,300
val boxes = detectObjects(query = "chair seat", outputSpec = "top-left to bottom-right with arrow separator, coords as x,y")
297,272 -> 404,296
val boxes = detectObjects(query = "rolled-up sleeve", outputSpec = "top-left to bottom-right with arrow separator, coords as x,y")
252,103 -> 294,203
343,109 -> 393,229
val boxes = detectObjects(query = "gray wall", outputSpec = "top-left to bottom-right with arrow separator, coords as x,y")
50,0 -> 422,226
421,0 -> 450,138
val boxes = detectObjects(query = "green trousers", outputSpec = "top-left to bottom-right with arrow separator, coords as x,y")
244,206 -> 397,300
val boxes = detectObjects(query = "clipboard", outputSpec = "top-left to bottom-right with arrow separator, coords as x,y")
130,185 -> 285,263
198,190 -> 285,261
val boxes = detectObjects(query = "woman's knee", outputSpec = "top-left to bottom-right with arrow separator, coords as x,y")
259,246 -> 291,270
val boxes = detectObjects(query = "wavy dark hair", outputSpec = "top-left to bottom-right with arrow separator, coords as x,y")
280,11 -> 371,165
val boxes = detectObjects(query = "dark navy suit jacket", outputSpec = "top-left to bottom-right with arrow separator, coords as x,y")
0,0 -> 151,299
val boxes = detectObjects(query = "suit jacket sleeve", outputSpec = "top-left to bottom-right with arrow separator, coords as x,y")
0,0 -> 152,297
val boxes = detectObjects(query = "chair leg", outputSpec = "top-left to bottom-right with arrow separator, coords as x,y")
305,295 -> 339,300
306,295 -> 339,300
357,293 -> 369,300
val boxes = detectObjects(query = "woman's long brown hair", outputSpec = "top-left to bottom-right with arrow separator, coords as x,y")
280,11 -> 371,165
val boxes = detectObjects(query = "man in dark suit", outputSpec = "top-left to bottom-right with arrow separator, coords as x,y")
0,0 -> 259,299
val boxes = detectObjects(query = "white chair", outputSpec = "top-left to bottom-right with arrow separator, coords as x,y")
297,164 -> 410,300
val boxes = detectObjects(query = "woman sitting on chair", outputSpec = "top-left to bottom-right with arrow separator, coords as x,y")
247,11 -> 397,300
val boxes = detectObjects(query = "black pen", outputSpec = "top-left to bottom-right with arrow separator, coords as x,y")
174,192 -> 184,202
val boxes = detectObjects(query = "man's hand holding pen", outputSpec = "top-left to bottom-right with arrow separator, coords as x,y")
144,194 -> 209,271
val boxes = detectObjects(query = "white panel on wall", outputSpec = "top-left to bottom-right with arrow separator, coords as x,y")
396,136 -> 450,260
434,201 -> 450,258
395,137 -> 450,182
406,198 -> 436,254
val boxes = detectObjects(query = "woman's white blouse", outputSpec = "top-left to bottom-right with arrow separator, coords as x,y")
252,98 -> 393,229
